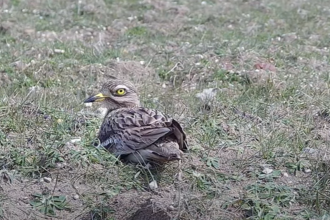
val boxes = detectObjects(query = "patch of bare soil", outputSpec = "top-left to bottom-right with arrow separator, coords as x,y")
108,190 -> 174,220
128,201 -> 171,220
106,177 -> 244,220
1,171 -> 86,220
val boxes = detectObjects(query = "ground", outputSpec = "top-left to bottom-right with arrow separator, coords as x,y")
0,0 -> 330,219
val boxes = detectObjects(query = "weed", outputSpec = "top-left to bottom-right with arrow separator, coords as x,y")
240,182 -> 296,219
30,193 -> 69,216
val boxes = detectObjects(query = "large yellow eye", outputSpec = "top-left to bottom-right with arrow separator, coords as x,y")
116,88 -> 126,95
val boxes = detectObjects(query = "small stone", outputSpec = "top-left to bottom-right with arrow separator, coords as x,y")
70,138 -> 81,143
54,49 -> 65,54
84,102 -> 92,107
168,205 -> 175,211
56,163 -> 63,168
149,180 -> 158,190
304,168 -> 312,173
262,167 -> 273,174
282,172 -> 289,177
127,16 -> 135,21
73,194 -> 79,200
43,177 -> 51,183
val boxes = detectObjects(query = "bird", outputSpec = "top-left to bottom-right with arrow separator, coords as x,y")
84,77 -> 187,165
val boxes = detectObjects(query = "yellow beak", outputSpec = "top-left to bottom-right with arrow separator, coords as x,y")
84,93 -> 109,103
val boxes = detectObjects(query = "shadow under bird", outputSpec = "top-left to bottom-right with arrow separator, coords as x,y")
84,78 -> 187,165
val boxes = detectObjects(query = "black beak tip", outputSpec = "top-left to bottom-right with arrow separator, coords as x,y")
84,97 -> 95,103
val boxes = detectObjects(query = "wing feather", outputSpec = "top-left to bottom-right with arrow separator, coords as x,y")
98,107 -> 184,155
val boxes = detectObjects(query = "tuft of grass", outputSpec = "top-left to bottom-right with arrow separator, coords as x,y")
30,193 -> 70,216
240,182 -> 296,219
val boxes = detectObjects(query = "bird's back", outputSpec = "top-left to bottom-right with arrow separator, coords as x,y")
97,107 -> 187,163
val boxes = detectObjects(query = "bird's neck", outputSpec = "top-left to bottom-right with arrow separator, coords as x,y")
106,101 -> 141,115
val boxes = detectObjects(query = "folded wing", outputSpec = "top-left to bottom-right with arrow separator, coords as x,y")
98,107 -> 186,156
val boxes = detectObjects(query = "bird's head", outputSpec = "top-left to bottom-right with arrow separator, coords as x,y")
84,78 -> 140,112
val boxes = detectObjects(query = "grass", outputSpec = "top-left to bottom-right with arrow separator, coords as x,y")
30,193 -> 69,216
1,0 -> 330,219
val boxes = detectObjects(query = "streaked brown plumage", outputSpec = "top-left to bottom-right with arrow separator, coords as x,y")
84,78 -> 187,165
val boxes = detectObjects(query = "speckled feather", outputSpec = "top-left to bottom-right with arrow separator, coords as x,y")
98,107 -> 187,163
